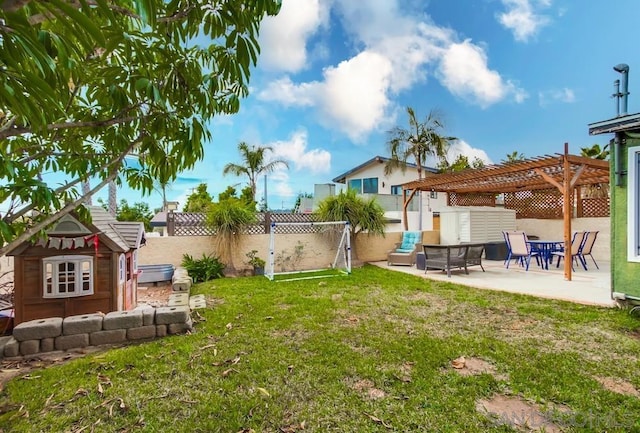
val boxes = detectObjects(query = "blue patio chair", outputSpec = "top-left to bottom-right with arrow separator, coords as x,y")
578,230 -> 599,270
504,231 -> 541,271
551,231 -> 587,271
387,231 -> 422,266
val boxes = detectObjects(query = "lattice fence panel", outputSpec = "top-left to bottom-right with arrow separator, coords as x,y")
504,189 -> 571,219
580,197 -> 610,217
173,213 -> 214,236
448,193 -> 496,207
171,212 -> 321,235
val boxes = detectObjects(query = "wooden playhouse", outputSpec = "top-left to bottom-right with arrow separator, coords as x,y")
7,206 -> 145,325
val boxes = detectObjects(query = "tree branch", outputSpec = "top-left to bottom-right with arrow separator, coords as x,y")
0,114 -> 145,140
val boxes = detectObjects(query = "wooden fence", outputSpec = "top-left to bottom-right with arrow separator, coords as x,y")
167,212 -> 320,236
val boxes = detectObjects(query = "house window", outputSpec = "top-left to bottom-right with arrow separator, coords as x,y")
430,191 -> 438,199
43,255 -> 94,298
628,146 -> 640,262
391,185 -> 402,195
348,179 -> 362,193
119,254 -> 126,282
362,177 -> 378,194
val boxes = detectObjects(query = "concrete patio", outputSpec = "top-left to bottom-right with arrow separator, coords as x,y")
372,257 -> 614,307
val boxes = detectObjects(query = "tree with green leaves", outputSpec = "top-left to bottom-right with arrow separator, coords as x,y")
0,0 -> 281,255
184,184 -> 214,213
223,142 -> 289,203
438,154 -> 485,173
206,197 -> 257,273
314,189 -> 386,262
384,107 -> 455,179
580,144 -> 610,160
501,151 -> 526,164
580,144 -> 610,198
218,185 -> 255,208
97,198 -> 153,230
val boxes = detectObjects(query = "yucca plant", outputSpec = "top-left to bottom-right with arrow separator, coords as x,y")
206,199 -> 257,273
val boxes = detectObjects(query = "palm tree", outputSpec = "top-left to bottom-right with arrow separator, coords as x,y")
315,188 -> 386,263
223,142 -> 289,203
580,143 -> 609,160
501,151 -> 526,164
580,144 -> 610,198
384,107 -> 455,179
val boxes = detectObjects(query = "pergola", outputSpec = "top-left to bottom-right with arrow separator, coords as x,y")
402,144 -> 610,281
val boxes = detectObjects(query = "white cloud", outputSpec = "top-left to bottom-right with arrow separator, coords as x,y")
497,0 -> 551,42
260,130 -> 332,199
259,0 -> 527,141
538,87 -> 576,106
440,139 -> 493,167
270,129 -> 332,174
438,40 -> 527,107
258,0 -> 330,73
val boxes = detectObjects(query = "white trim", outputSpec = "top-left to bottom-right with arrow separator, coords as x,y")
43,255 -> 94,298
628,146 -> 640,262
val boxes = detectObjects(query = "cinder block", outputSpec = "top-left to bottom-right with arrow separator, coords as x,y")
155,306 -> 190,325
0,336 -> 12,360
40,338 -> 54,353
190,294 -> 205,302
3,337 -> 19,357
90,329 -> 127,346
168,317 -> 193,335
55,333 -> 89,351
103,310 -> 143,330
63,313 -> 104,335
189,297 -> 207,310
155,324 -> 167,337
13,317 -> 63,341
172,279 -> 191,292
127,325 -> 157,340
20,340 -> 40,356
134,305 -> 156,326
168,293 -> 189,307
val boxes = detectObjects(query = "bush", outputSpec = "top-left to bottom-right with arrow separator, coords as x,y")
181,253 -> 225,283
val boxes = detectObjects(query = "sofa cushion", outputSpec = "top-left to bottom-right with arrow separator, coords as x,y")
399,231 -> 421,251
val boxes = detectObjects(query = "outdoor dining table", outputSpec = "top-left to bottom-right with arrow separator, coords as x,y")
526,239 -> 564,270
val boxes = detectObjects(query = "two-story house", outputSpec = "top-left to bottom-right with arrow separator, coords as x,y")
318,156 -> 447,231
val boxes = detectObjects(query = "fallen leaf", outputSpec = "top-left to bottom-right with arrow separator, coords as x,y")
364,413 -> 391,429
97,382 -> 104,395
222,368 -> 239,377
451,356 -> 466,369
257,387 -> 270,397
265,316 -> 274,320
346,316 -> 359,323
21,374 -> 41,380
226,323 -> 233,330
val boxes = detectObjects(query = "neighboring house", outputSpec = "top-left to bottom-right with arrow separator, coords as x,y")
329,155 -> 447,231
6,206 -> 145,324
589,111 -> 640,303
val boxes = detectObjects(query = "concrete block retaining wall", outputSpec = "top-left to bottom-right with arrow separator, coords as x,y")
2,305 -> 193,359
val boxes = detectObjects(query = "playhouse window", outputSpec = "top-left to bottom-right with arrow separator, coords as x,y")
43,255 -> 94,298
628,146 -> 640,262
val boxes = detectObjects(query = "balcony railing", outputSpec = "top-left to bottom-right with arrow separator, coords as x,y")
361,193 -> 419,212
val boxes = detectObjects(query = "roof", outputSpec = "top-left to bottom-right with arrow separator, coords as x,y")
332,155 -> 437,184
402,154 -> 610,194
588,112 -> 640,135
89,206 -> 145,250
150,211 -> 167,227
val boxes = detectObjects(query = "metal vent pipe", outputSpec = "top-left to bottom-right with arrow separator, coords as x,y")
614,63 -> 630,116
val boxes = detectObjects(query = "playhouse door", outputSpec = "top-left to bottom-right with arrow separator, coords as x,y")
124,255 -> 135,310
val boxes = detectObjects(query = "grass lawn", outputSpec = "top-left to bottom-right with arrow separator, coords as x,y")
1,265 -> 639,432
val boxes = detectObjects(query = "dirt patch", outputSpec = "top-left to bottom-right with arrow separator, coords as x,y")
476,394 -> 563,432
449,356 -> 508,381
595,376 -> 640,397
137,283 -> 173,307
346,378 -> 386,400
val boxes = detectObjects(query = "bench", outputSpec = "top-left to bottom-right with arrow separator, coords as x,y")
422,243 -> 486,278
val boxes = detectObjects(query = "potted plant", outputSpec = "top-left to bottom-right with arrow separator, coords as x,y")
245,250 -> 266,276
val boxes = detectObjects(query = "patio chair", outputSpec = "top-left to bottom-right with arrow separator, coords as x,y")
578,230 -> 599,270
551,231 -> 587,271
504,231 -> 540,271
387,231 -> 422,266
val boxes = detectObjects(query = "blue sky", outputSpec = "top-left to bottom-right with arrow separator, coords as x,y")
103,0 -> 640,211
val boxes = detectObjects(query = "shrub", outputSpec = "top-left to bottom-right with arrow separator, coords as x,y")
181,253 -> 225,283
